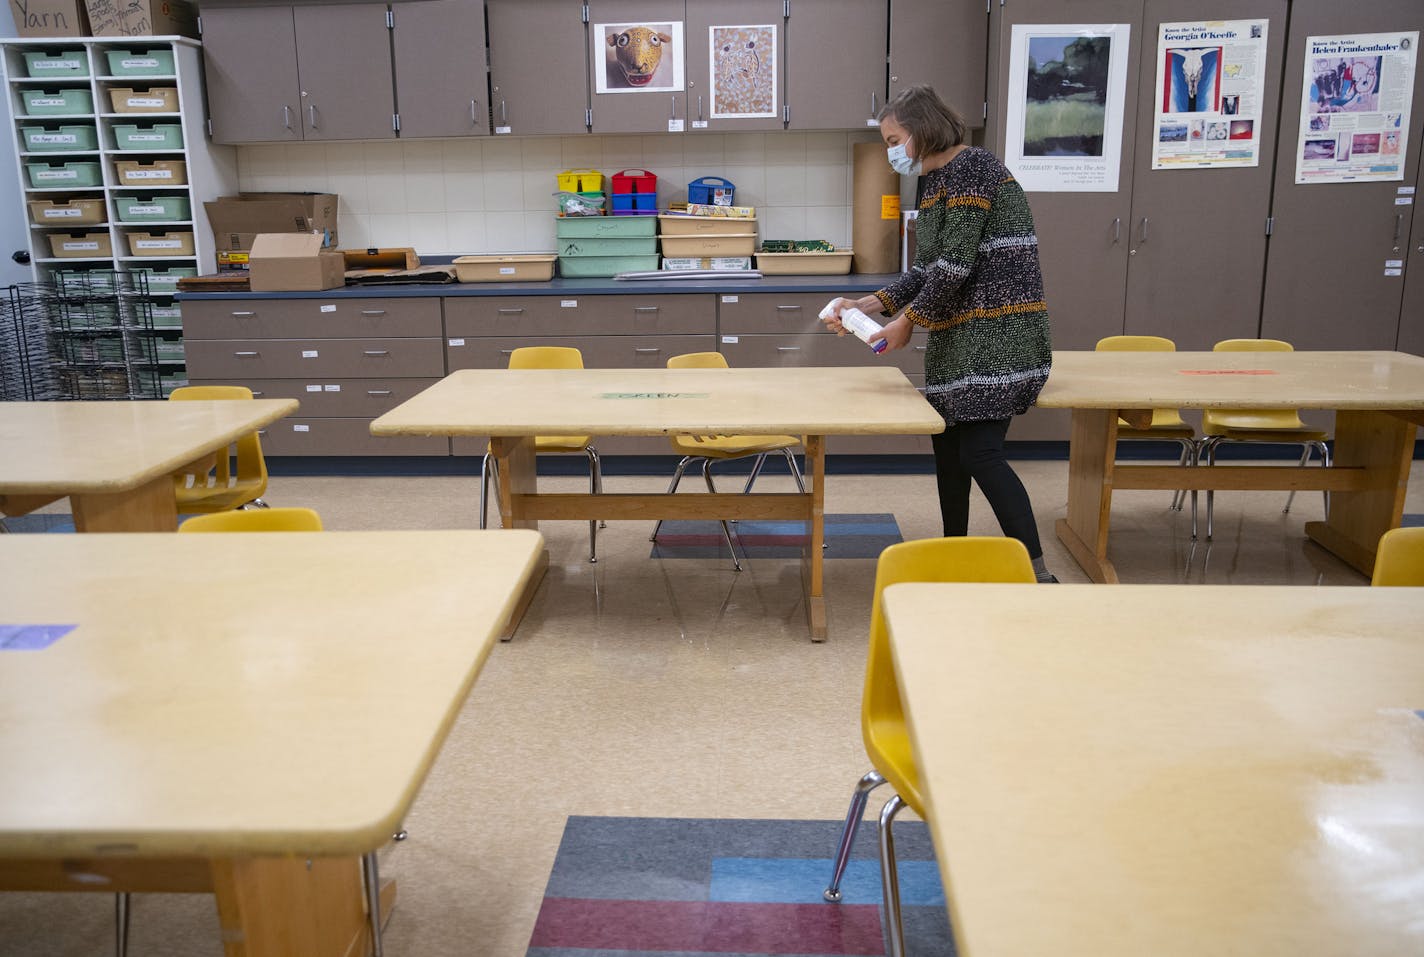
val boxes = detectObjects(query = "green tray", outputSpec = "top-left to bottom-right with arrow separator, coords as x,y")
557,237 -> 657,257
111,123 -> 184,151
114,195 -> 191,222
24,51 -> 88,78
557,254 -> 659,278
556,216 -> 657,239
26,161 -> 102,188
22,87 -> 94,115
105,49 -> 175,76
22,124 -> 99,152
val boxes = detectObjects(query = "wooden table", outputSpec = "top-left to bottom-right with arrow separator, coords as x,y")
883,582 -> 1424,956
0,529 -> 544,957
370,367 -> 943,641
0,399 -> 298,531
1036,350 -> 1424,582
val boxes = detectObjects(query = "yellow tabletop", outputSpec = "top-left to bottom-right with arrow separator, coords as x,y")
884,582 -> 1424,956
0,529 -> 544,858
1037,349 -> 1424,411
0,399 -> 299,495
369,367 -> 944,438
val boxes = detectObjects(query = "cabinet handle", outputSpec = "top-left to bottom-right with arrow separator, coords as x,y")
670,96 -> 677,121
633,306 -> 659,313
471,99 -> 478,124
776,346 -> 801,352
775,304 -> 802,311
1138,216 -> 1148,243
499,349 -> 515,355
234,351 -> 258,357
496,307 -> 524,315
250,390 -> 264,397
870,92 -> 877,116
283,105 -> 292,130
697,95 -> 703,122
360,309 -> 387,316
308,104 -> 319,130
500,100 -> 507,125
231,310 -> 256,317
1112,217 -> 1120,244
914,345 -> 927,352
363,350 -> 390,357
634,347 -> 661,354
367,389 -> 393,396
1394,213 -> 1403,249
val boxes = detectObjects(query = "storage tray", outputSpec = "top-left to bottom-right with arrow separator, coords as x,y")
26,160 -> 102,188
658,214 -> 758,236
22,124 -> 99,152
754,251 -> 854,275
658,233 -> 756,257
24,51 -> 88,78
109,87 -> 179,113
112,123 -> 184,151
22,88 -> 94,115
48,231 -> 113,258
28,198 -> 107,227
557,237 -> 657,257
130,266 -> 198,294
556,216 -> 656,239
453,254 -> 557,282
557,255 -> 659,278
114,159 -> 187,186
557,168 -> 604,192
105,49 -> 176,76
125,230 -> 195,257
114,194 -> 191,222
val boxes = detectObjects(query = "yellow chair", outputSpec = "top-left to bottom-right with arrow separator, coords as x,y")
1197,339 -> 1330,540
1371,527 -> 1424,586
649,352 -> 804,571
479,346 -> 603,562
823,537 -> 1036,956
168,385 -> 270,514
179,507 -> 323,532
1095,335 -> 1196,511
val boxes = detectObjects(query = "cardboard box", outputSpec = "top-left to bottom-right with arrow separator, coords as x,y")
84,0 -> 197,38
205,193 -> 339,263
247,233 -> 346,292
11,0 -> 89,37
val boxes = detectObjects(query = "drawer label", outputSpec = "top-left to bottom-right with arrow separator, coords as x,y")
293,424 -> 310,432
43,208 -> 83,218
324,384 -> 341,392
448,338 -> 466,346
126,97 -> 167,107
721,295 -> 738,303
306,384 -> 322,392
600,392 -> 709,399
721,335 -> 739,344
126,170 -> 172,179
320,304 -> 336,313
561,299 -> 578,308
302,350 -> 319,358
127,204 -> 164,214
499,267 -> 516,274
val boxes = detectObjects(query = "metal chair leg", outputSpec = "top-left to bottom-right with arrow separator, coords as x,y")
650,456 -> 694,542
1282,443 -> 1313,513
781,447 -> 806,493
1318,441 -> 1332,518
1206,439 -> 1221,540
363,851 -> 384,957
1170,438 -> 1193,511
740,452 -> 770,495
115,892 -> 130,957
878,794 -> 910,957
702,460 -> 742,571
585,447 -> 601,563
478,451 -> 495,529
823,770 -> 887,902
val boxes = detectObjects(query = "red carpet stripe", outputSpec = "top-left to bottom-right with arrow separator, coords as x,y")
528,898 -> 885,955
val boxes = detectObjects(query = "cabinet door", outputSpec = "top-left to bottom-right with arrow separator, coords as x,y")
684,0 -> 784,132
989,0 -> 1143,350
487,0 -> 590,135
785,0 -> 885,130
588,0 -> 688,134
1260,0 -> 1423,349
1399,160 -> 1424,355
1122,0 -> 1287,349
293,4 -> 397,141
392,0 -> 490,138
202,6 -> 303,144
889,0 -> 988,128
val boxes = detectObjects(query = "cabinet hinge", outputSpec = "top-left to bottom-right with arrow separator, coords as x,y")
1265,216 -> 1274,235
983,101 -> 988,120
206,117 -> 213,137
393,113 -> 401,133
783,104 -> 790,124
196,13 -> 202,36
582,3 -> 589,24
385,8 -> 393,29
783,0 -> 790,17
586,108 -> 593,128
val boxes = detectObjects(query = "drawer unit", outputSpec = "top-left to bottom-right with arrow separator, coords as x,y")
445,294 -> 713,338
192,377 -> 441,417
182,298 -> 443,340
446,335 -> 715,372
185,338 -> 445,379
718,332 -> 926,376
717,292 -> 829,334
258,416 -> 450,457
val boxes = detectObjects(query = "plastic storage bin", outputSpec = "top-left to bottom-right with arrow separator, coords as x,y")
557,236 -> 657,257
556,255 -> 659,278
22,124 -> 99,152
28,198 -> 107,226
26,160 -> 103,188
754,251 -> 854,275
114,194 -> 191,222
658,233 -> 756,257
112,123 -> 184,150
687,176 -> 735,205
22,88 -> 94,115
108,87 -> 179,113
611,168 -> 657,194
659,214 -> 758,236
130,266 -> 198,294
24,50 -> 88,78
611,194 -> 657,214
145,302 -> 184,328
115,159 -> 187,186
105,49 -> 176,76
48,231 -> 113,258
557,168 -> 604,192
555,216 -> 657,239
452,254 -> 557,282
125,230 -> 195,257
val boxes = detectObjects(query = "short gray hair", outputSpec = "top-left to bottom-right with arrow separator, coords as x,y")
876,85 -> 967,155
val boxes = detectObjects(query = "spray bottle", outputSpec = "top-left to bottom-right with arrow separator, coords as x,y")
820,300 -> 888,354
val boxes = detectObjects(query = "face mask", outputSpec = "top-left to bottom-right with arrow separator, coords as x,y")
887,140 -> 922,176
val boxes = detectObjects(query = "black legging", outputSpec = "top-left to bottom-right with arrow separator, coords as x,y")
931,417 -> 1043,559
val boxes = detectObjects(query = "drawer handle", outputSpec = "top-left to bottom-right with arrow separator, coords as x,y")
633,306 -> 659,313
367,389 -> 393,396
634,347 -> 661,354
363,350 -> 391,357
776,346 -> 801,352
360,309 -> 387,317
234,351 -> 259,357
250,390 -> 264,397
499,349 -> 515,355
496,308 -> 524,315
775,304 -> 803,312
914,345 -> 926,352
231,310 -> 256,317
257,428 -> 268,436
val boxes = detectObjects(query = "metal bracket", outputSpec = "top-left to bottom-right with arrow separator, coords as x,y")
1265,216 -> 1274,235
393,113 -> 400,133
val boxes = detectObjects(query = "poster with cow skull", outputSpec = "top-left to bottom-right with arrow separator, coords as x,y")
596,21 -> 685,94
1152,20 -> 1269,170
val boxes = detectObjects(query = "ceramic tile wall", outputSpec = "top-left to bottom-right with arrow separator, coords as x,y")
234,131 -> 883,255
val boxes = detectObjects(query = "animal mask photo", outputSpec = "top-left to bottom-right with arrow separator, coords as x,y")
596,21 -> 685,94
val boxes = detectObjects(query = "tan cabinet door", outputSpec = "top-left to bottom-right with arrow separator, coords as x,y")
786,0 -> 884,129
392,0 -> 490,138
202,6 -> 303,144
487,0 -> 591,135
292,4 -> 397,141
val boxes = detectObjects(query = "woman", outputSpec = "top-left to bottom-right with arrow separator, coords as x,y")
823,85 -> 1056,582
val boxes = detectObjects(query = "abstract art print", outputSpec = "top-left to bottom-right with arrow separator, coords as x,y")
710,24 -> 777,118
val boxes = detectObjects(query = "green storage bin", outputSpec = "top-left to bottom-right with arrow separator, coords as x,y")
22,87 -> 94,116
555,216 -> 657,239
131,266 -> 197,294
22,124 -> 99,152
147,303 -> 184,328
557,255 -> 659,278
111,123 -> 184,151
105,49 -> 175,76
26,161 -> 103,188
24,50 -> 88,78
54,269 -> 119,293
114,194 -> 191,222
557,236 -> 657,257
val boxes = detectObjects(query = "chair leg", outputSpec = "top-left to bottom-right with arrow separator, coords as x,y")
650,456 -> 694,542
586,447 -> 601,564
115,892 -> 130,957
1317,441 -> 1332,518
478,451 -> 495,530
702,459 -> 742,571
363,850 -> 384,957
782,447 -> 806,493
1282,443 -> 1313,514
1170,439 -> 1193,511
878,794 -> 910,957
823,769 -> 887,903
740,451 -> 770,495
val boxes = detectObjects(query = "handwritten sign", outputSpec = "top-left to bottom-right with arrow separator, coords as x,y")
599,392 -> 710,399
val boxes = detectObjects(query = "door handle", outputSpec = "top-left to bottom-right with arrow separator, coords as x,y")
308,104 -> 318,130
634,347 -> 661,354
231,310 -> 256,317
1394,213 -> 1403,251
234,351 -> 258,357
1112,217 -> 1121,244
1138,216 -> 1148,243
775,304 -> 802,311
471,99 -> 479,124
500,100 -> 507,125
870,92 -> 878,116
359,309 -> 386,317
363,350 -> 390,357
776,346 -> 801,352
367,389 -> 393,396
496,307 -> 524,315
697,95 -> 703,122
283,105 -> 292,130
633,306 -> 659,313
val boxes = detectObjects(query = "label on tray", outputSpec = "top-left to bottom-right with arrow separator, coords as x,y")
121,58 -> 161,69
30,98 -> 66,107
32,134 -> 78,144
34,170 -> 77,180
126,134 -> 166,142
32,59 -> 81,70
126,170 -> 173,179
43,208 -> 83,218
126,98 -> 166,108
127,205 -> 164,215
62,241 -> 100,250
135,239 -> 182,248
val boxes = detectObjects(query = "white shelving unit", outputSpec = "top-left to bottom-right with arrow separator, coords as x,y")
1,36 -> 237,398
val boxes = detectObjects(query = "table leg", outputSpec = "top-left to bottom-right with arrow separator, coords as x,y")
211,856 -> 376,957
801,435 -> 827,641
1055,409 -> 1120,584
70,475 -> 178,532
491,436 -> 538,531
1304,410 -> 1417,577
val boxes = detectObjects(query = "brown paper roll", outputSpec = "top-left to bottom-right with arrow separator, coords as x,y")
852,142 -> 901,275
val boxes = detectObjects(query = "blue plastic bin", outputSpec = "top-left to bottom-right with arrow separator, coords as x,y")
611,193 -> 657,213
687,176 -> 735,206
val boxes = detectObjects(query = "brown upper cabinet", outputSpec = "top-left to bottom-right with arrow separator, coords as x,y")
684,0 -> 786,133
586,0 -> 687,134
391,0 -> 491,138
785,0 -> 885,130
487,0 -> 590,136
889,0 -> 988,128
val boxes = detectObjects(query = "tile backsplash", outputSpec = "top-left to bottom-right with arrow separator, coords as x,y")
235,131 -> 884,255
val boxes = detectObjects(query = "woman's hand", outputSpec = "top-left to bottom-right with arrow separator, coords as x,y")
869,314 -> 913,352
821,295 -> 887,335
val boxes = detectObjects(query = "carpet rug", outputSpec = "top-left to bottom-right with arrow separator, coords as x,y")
649,514 -> 904,561
526,816 -> 955,957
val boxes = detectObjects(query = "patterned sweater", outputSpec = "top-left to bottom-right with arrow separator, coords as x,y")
874,147 -> 1052,425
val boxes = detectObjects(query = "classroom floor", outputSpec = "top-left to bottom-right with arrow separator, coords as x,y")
2,457 -> 1419,956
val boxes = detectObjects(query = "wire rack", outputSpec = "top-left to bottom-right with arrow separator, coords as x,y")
1,283 -> 59,401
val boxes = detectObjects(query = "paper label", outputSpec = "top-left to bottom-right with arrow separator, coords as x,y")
44,208 -> 82,218
499,266 -> 516,274
30,98 -> 66,107
721,335 -> 739,344
866,118 -> 879,127
127,204 -> 163,215
32,59 -> 80,70
448,338 -> 466,346
1396,197 -> 1414,206
306,384 -> 322,392
34,170 -> 76,180
881,195 -> 901,219
301,350 -> 319,358
135,239 -> 182,248
126,133 -> 165,142
495,125 -> 512,135
668,119 -> 685,132
320,304 -> 336,313
62,241 -> 99,250
126,170 -> 172,180
127,97 -> 166,107
293,424 -> 310,432
324,384 -> 341,392
1385,268 -> 1403,276
32,133 -> 78,144
692,120 -> 709,129
561,299 -> 578,308
121,57 -> 160,68
1401,187 -> 1417,195
721,295 -> 738,303
1386,259 -> 1404,268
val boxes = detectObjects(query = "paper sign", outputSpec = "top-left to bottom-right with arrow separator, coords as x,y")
293,424 -> 310,432
1397,197 -> 1414,205
301,350 -> 318,358
1387,259 -> 1404,268
320,304 -> 336,312
722,295 -> 739,303
495,126 -> 512,134
693,120 -> 709,128
668,119 -> 685,132
1385,268 -> 1403,276
1401,186 -> 1417,194
722,335 -> 739,343
324,384 -> 341,392
0,624 -> 76,651
881,195 -> 901,219
448,338 -> 466,346
561,300 -> 578,308
306,384 -> 321,392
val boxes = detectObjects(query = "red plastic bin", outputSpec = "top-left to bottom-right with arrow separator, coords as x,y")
611,168 -> 657,194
